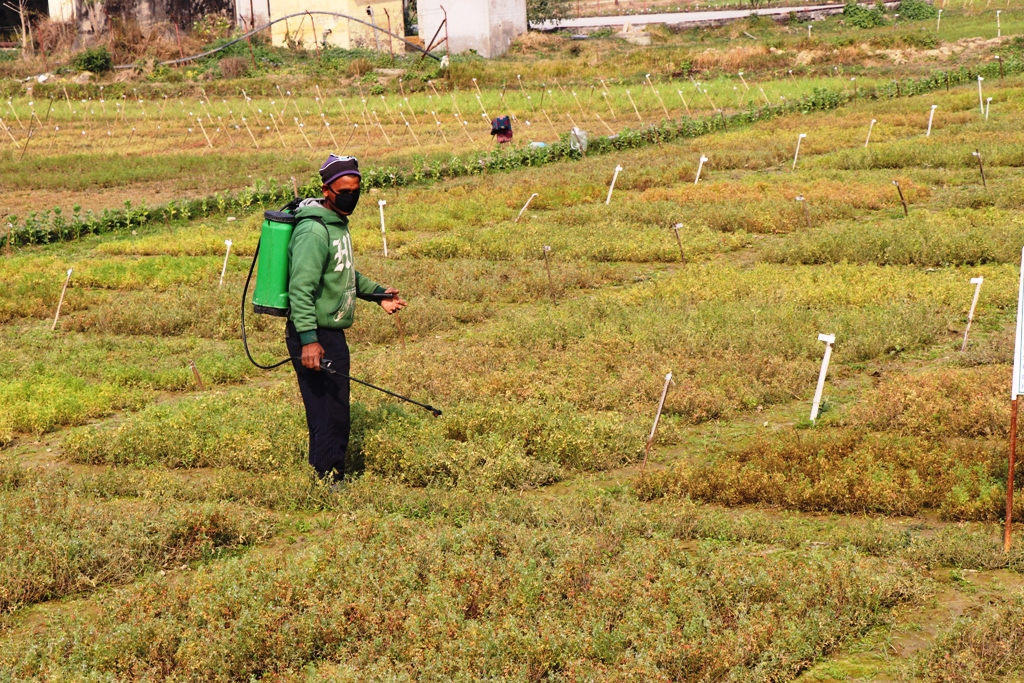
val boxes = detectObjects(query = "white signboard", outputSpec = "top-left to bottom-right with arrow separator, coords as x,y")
1014,247 -> 1024,398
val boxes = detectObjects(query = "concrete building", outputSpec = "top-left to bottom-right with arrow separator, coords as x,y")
41,0 -> 403,51
417,0 -> 526,58
266,0 -> 404,51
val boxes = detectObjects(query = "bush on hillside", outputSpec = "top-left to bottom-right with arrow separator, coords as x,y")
527,0 -> 572,22
70,45 -> 113,73
898,0 -> 939,20
844,2 -> 889,28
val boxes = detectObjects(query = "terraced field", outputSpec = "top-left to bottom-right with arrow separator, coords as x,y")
2,4 -> 1024,680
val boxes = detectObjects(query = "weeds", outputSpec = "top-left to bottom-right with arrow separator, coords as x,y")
0,463 -> 270,614
0,496 -> 922,682
638,365 -> 1024,520
911,595 -> 1024,682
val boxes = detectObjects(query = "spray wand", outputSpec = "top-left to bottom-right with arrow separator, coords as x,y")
241,239 -> 442,416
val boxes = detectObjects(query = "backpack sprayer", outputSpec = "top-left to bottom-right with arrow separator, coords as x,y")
240,208 -> 442,417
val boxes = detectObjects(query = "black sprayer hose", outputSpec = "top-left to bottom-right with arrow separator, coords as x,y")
241,238 -> 292,370
240,240 -> 442,416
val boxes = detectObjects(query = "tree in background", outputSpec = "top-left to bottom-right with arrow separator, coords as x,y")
404,0 -> 417,29
527,0 -> 572,23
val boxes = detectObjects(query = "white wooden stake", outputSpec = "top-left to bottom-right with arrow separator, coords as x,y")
810,333 -> 835,422
189,359 -> 206,391
808,24 -> 813,38
694,155 -> 708,184
51,268 -> 72,330
1013,254 -> 1024,398
1008,247 -> 1024,552
978,76 -> 985,116
516,193 -> 538,223
792,133 -> 807,170
605,165 -> 623,205
927,105 -> 937,136
641,371 -> 673,474
962,276 -> 984,352
865,118 -> 877,147
997,10 -> 1001,36
378,199 -> 388,258
985,97 -> 992,121
937,8 -> 943,30
218,239 -> 232,288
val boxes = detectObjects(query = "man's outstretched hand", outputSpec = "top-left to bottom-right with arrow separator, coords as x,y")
301,342 -> 325,370
381,287 -> 407,315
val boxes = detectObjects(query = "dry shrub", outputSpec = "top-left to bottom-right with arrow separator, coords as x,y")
32,18 -> 75,55
347,57 -> 373,77
637,429 -> 1020,520
845,366 -> 1010,439
638,364 -> 1022,518
690,45 -> 776,72
914,596 -> 1024,683
103,19 -> 199,64
506,30 -> 567,56
640,431 -> 934,515
0,482 -> 270,613
219,55 -> 249,78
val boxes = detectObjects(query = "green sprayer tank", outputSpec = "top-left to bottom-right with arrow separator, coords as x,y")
251,210 -> 297,316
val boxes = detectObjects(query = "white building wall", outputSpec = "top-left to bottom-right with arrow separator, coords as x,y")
47,0 -> 75,23
418,0 -> 525,58
486,0 -> 526,57
268,0 -> 404,51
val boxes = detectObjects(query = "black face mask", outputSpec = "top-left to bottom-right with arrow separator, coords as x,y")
329,188 -> 360,214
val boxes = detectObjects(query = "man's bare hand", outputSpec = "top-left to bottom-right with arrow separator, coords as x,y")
381,287 -> 407,315
302,342 -> 325,370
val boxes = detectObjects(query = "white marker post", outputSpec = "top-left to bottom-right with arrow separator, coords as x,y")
792,133 -> 807,170
378,199 -> 388,258
997,9 -> 1001,36
795,195 -> 811,229
671,223 -> 685,262
542,245 -> 555,303
986,97 -> 992,121
1008,245 -> 1024,552
810,333 -> 835,422
694,155 -> 708,184
516,193 -> 538,223
937,8 -> 942,30
605,165 -> 623,205
808,24 -> 813,38
51,268 -> 73,330
927,104 -> 937,136
641,371 -> 673,474
865,118 -> 877,147
219,239 -> 232,288
972,150 -> 988,189
962,276 -> 984,352
189,359 -> 205,391
978,76 -> 985,116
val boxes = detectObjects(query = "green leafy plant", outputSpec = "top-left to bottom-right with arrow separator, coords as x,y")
69,46 -> 113,73
844,2 -> 889,28
527,0 -> 572,22
898,0 -> 939,20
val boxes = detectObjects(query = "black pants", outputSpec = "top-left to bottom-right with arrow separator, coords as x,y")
286,322 -> 350,481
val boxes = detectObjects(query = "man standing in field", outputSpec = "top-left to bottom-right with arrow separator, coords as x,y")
286,155 -> 406,483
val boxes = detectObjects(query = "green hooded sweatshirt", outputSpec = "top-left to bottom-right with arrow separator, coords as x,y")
288,201 -> 385,346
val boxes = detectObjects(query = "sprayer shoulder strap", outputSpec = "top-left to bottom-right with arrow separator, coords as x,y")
300,216 -> 330,241
290,213 -> 330,238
